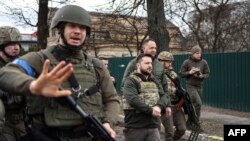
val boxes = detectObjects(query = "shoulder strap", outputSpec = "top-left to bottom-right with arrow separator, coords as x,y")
165,73 -> 182,90
38,50 -> 99,96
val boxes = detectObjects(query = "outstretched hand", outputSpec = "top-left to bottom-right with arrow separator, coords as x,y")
29,59 -> 73,97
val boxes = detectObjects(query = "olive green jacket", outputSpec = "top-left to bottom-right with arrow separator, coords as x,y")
180,56 -> 210,86
0,45 -> 120,125
121,57 -> 171,106
123,73 -> 169,128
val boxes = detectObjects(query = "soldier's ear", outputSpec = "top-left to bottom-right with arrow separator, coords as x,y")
136,63 -> 140,69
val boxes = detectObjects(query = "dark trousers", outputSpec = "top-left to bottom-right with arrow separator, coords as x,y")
161,106 -> 186,141
186,84 -> 202,120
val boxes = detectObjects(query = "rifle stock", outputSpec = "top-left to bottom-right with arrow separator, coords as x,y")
66,96 -> 116,141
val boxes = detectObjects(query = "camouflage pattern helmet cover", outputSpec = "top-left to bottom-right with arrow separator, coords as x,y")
51,5 -> 91,36
0,26 -> 21,46
157,51 -> 174,61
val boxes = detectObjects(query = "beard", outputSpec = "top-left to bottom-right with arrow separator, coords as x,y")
141,69 -> 151,76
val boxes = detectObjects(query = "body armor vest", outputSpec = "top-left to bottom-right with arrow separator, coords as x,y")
0,56 -> 24,123
123,74 -> 159,110
165,69 -> 179,103
27,46 -> 104,127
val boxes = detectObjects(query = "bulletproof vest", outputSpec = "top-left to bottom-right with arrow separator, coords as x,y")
165,69 -> 179,103
0,56 -> 24,122
27,45 -> 104,127
123,74 -> 159,110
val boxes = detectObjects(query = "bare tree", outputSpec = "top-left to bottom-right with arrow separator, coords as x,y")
166,0 -> 250,52
103,0 -> 170,55
0,0 -> 73,50
37,0 -> 49,50
147,0 -> 169,54
86,12 -> 148,57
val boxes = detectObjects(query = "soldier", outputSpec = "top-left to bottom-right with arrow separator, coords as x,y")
123,54 -> 171,141
121,38 -> 171,115
0,26 -> 26,141
180,46 -> 210,132
0,5 -> 120,141
158,51 -> 186,141
98,56 -> 116,87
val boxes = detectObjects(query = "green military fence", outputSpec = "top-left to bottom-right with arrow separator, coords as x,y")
109,52 -> 250,112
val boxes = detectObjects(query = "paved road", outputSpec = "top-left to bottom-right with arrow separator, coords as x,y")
201,111 -> 250,125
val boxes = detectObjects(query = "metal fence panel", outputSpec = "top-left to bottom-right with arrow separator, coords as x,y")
109,52 -> 250,112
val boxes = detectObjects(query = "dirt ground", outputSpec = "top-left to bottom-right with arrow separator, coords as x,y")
199,106 -> 250,137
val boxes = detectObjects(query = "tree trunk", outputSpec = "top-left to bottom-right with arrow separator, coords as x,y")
146,0 -> 169,55
37,0 -> 49,50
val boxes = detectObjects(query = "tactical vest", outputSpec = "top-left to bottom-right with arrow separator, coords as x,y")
123,74 -> 159,110
27,46 -> 104,127
165,69 -> 179,103
0,56 -> 24,123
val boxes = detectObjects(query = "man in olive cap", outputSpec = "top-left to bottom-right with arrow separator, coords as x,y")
179,46 -> 210,132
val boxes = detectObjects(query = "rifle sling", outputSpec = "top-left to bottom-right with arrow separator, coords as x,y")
165,73 -> 181,89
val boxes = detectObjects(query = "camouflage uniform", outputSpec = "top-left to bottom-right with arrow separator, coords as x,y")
123,73 -> 169,141
0,26 -> 26,141
158,51 -> 186,141
0,5 -> 120,141
180,46 -> 210,127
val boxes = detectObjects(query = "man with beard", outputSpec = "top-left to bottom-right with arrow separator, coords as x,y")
180,46 -> 210,132
0,5 -> 119,141
0,26 -> 26,141
121,38 -> 171,116
123,54 -> 170,141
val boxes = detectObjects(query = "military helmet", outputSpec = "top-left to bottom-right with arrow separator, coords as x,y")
51,5 -> 91,36
0,26 -> 21,47
157,51 -> 174,61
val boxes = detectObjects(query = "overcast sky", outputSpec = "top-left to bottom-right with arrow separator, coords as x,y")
0,0 -> 112,33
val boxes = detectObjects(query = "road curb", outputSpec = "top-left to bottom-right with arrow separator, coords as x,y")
207,135 -> 224,141
160,123 -> 224,141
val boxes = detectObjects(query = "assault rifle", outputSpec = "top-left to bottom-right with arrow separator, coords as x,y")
166,74 -> 200,141
66,95 -> 116,141
174,84 -> 200,141
20,94 -> 116,141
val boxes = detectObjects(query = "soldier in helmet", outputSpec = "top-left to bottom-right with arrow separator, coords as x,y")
0,26 -> 26,141
123,54 -> 170,141
158,51 -> 186,141
0,5 -> 119,141
180,46 -> 210,132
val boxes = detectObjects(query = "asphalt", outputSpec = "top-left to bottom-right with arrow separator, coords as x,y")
114,108 -> 250,141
